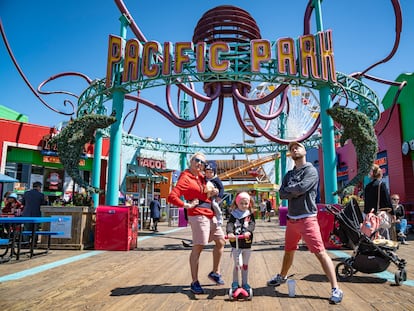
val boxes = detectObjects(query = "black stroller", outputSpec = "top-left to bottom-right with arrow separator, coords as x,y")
326,201 -> 407,285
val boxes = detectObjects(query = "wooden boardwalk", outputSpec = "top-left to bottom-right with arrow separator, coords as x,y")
0,218 -> 413,311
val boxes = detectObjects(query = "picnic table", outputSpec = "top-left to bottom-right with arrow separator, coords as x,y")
0,216 -> 63,260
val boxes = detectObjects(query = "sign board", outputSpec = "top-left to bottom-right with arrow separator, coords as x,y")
50,215 -> 72,238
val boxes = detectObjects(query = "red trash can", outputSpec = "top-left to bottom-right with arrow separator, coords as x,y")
95,205 -> 138,251
317,203 -> 341,249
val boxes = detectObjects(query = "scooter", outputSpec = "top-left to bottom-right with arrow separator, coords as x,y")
226,234 -> 253,300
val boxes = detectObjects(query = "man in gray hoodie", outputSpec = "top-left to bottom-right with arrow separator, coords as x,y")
267,142 -> 343,305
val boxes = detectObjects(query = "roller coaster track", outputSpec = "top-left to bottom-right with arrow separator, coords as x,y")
119,131 -> 321,155
217,153 -> 279,181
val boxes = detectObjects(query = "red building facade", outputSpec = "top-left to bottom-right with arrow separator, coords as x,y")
0,118 -> 111,202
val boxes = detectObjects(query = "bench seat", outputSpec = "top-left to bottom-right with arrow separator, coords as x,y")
21,231 -> 64,236
0,238 -> 11,263
20,231 -> 64,253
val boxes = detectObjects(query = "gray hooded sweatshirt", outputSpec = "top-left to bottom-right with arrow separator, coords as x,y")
279,162 -> 318,218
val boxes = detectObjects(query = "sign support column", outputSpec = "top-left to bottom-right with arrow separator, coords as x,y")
106,14 -> 129,205
314,0 -> 338,203
92,129 -> 102,207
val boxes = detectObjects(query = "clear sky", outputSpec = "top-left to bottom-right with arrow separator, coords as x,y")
1,0 -> 413,147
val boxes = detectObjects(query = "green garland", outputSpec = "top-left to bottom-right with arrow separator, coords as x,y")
50,114 -> 116,194
326,106 -> 378,195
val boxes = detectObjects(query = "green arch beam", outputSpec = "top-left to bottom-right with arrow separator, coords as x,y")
77,72 -> 380,125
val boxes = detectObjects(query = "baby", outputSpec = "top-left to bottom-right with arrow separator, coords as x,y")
205,161 -> 224,226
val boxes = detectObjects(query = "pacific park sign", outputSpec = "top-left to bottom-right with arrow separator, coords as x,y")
106,30 -> 336,88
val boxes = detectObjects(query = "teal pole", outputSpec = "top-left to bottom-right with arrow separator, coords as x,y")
313,0 -> 338,203
280,151 -> 287,206
91,129 -> 102,208
279,112 -> 288,207
106,14 -> 129,205
179,93 -> 190,171
274,155 -> 280,207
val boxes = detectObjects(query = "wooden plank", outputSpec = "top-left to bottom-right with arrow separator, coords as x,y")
0,219 -> 413,310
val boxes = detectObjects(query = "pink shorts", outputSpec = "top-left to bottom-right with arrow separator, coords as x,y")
285,216 -> 325,253
188,215 -> 224,245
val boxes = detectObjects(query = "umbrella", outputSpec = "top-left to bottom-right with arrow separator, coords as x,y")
0,174 -> 18,183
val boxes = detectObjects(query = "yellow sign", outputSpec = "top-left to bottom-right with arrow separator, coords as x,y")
43,156 -> 85,166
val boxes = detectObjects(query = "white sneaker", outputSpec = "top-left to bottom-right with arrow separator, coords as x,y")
267,274 -> 287,286
329,288 -> 343,304
398,232 -> 407,238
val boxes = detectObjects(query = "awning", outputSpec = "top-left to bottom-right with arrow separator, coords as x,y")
127,165 -> 168,182
0,174 -> 18,183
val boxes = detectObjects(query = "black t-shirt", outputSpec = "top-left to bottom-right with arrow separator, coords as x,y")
394,204 -> 405,220
265,200 -> 272,212
363,180 -> 393,215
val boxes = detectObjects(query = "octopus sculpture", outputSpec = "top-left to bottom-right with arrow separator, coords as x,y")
0,0 -> 408,195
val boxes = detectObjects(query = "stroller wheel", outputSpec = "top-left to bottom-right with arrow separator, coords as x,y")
394,269 -> 407,286
402,269 -> 408,281
336,262 -> 353,280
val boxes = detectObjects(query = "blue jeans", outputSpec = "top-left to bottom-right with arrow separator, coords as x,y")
396,219 -> 407,233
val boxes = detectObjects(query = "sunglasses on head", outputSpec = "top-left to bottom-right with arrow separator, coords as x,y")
194,158 -> 206,166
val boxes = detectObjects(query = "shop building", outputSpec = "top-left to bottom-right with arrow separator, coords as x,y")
0,108 -> 110,203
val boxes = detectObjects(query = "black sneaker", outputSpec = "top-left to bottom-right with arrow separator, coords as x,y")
190,281 -> 204,294
267,274 -> 287,286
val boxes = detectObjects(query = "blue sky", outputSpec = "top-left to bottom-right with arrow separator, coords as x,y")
1,0 -> 413,147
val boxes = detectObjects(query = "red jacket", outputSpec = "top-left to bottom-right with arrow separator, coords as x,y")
168,169 -> 214,218
2,201 -> 23,215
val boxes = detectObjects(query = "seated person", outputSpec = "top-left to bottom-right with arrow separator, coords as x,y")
392,194 -> 409,245
1,193 -> 23,238
2,193 -> 23,216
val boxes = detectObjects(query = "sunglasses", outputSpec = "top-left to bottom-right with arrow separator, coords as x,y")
391,198 -> 399,201
193,158 -> 206,166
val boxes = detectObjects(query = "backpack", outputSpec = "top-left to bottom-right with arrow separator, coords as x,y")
360,209 -> 380,239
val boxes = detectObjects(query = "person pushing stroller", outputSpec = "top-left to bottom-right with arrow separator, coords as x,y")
226,192 -> 255,298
